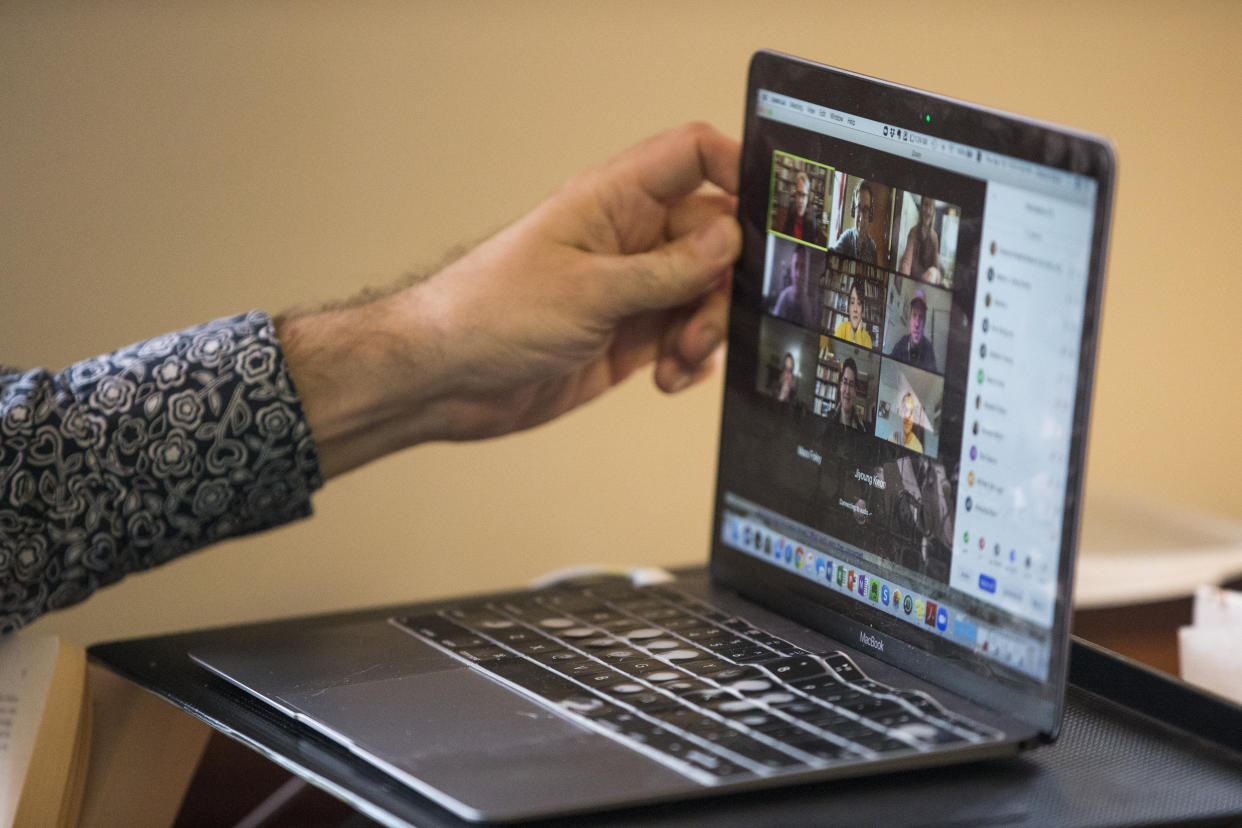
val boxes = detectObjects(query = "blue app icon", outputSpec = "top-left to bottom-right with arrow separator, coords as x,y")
936,607 -> 949,631
880,584 -> 891,606
953,618 -> 979,643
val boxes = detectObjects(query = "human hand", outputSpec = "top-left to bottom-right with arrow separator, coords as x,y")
407,121 -> 741,439
280,122 -> 741,476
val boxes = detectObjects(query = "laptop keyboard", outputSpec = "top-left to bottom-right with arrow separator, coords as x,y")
391,580 -> 1002,785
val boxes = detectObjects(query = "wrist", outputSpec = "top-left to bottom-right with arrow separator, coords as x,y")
275,290 -> 453,478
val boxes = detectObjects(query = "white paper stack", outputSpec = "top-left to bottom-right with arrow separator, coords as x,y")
1179,586 -> 1242,704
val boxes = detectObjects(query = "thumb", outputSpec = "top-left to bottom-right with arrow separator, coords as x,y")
603,214 -> 740,317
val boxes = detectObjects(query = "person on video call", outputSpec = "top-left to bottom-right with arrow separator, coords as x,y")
891,391 -> 924,453
888,288 -> 937,372
0,123 -> 743,633
832,279 -> 873,348
776,352 -> 797,403
834,357 -> 870,432
877,453 -> 953,582
898,195 -> 940,280
771,245 -> 817,328
780,171 -> 818,242
831,180 -> 878,264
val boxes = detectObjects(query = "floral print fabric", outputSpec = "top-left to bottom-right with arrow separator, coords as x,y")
0,311 -> 323,632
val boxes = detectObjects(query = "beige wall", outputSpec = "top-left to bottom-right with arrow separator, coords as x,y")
6,2 -> 1240,644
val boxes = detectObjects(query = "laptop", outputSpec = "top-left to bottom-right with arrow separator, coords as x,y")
191,50 -> 1115,823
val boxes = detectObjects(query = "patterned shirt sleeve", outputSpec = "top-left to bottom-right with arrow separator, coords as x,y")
0,311 -> 324,633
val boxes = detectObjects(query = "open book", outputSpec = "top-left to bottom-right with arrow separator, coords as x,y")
0,634 -> 89,828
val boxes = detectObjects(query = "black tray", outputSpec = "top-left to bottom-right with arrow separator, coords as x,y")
90,604 -> 1242,827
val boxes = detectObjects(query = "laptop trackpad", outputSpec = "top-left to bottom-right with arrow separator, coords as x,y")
282,667 -> 687,820
283,666 -> 588,759
196,620 -> 589,755
195,620 -> 689,817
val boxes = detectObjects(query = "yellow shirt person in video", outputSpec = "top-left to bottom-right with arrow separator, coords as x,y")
833,280 -> 873,348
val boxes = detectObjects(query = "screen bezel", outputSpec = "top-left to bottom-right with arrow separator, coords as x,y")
709,50 -> 1115,738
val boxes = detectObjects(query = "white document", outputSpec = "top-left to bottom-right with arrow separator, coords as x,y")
0,634 -> 63,827
1179,586 -> 1242,705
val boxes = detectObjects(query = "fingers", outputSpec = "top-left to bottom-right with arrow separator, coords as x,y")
655,347 -> 721,394
610,122 -> 741,201
653,274 -> 730,393
603,213 -> 740,318
666,189 -> 737,241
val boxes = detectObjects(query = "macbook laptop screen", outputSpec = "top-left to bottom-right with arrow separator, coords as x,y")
713,56 -> 1111,731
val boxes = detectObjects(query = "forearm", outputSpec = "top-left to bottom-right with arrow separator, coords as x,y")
0,312 -> 323,632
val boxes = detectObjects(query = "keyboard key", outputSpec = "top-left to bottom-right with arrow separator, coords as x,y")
653,707 -> 732,737
724,645 -> 779,662
714,733 -> 807,770
531,649 -> 588,667
682,661 -> 749,680
786,735 -> 853,761
575,610 -> 622,625
771,699 -> 825,717
790,709 -> 853,731
838,696 -> 904,717
511,639 -> 563,656
890,722 -> 967,744
663,648 -> 706,661
760,655 -> 829,681
624,690 -> 681,713
558,661 -> 610,678
494,628 -> 543,645
662,678 -> 714,695
610,599 -> 667,615
499,599 -> 545,617
599,618 -> 646,633
543,594 -> 606,614
613,659 -> 668,677
600,648 -> 643,662
484,657 -> 586,701
645,670 -> 689,683
832,719 -> 888,743
558,695 -> 619,718
755,722 -> 819,742
662,615 -> 708,631
457,646 -> 512,663
581,669 -> 630,689
824,653 -> 867,682
444,606 -> 514,629
395,614 -> 477,647
605,682 -> 650,697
